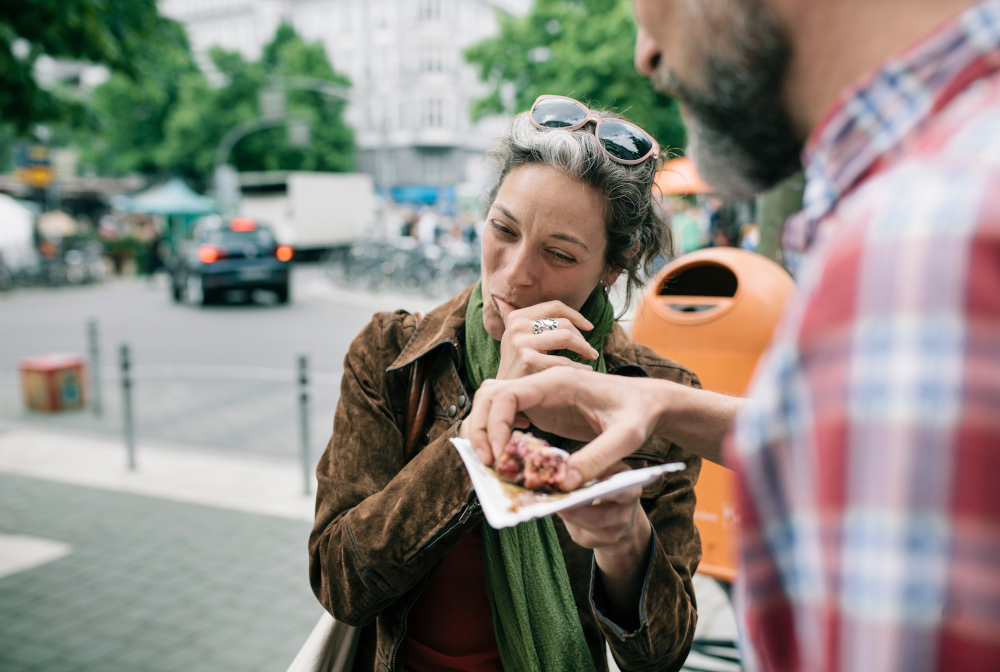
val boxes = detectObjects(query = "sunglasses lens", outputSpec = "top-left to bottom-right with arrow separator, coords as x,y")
531,98 -> 589,128
597,120 -> 654,162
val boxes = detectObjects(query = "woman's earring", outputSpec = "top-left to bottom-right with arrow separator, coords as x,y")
603,282 -> 611,296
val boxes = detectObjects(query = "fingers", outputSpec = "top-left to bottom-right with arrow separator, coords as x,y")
561,424 -> 647,491
508,300 -> 594,333
466,368 -> 606,468
557,477 -> 644,548
466,378 -> 546,460
534,353 -> 593,372
530,328 -> 599,361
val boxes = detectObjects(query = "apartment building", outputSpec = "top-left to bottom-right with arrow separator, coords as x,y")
160,0 -> 530,198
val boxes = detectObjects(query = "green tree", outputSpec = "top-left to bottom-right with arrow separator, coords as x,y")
465,0 -> 686,156
0,0 -> 168,133
74,19 -> 197,175
157,23 -> 354,180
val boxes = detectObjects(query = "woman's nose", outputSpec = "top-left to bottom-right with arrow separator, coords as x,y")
503,245 -> 536,288
634,26 -> 662,77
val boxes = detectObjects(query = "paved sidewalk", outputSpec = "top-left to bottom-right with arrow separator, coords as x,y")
0,425 -> 740,672
0,427 -> 323,672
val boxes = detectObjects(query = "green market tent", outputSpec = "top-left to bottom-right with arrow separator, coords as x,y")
115,177 -> 217,243
117,177 -> 216,215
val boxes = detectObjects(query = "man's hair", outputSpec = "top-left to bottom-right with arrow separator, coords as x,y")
484,111 -> 672,309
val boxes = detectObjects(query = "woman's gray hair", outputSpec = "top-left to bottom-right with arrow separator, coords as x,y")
484,109 -> 672,310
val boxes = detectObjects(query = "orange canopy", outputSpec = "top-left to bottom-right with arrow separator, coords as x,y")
655,156 -> 713,195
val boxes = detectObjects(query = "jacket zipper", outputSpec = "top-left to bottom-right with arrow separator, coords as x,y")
388,498 -> 480,671
388,572 -> 430,672
458,499 -> 480,524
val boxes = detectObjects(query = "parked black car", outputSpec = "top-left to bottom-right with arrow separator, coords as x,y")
169,216 -> 292,305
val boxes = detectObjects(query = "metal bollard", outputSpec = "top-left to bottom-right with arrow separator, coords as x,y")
120,344 -> 136,471
298,354 -> 311,496
87,319 -> 102,417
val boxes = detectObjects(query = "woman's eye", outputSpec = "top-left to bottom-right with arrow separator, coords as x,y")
491,221 -> 515,237
550,250 -> 576,264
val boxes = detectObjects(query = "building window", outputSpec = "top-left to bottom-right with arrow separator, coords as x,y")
422,99 -> 443,128
420,46 -> 444,72
418,0 -> 442,21
424,153 -> 442,184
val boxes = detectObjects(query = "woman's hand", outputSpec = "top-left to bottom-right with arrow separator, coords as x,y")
558,462 -> 652,628
496,300 -> 599,381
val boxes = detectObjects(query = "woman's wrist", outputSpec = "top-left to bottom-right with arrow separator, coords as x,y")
594,513 -> 652,571
592,514 -> 653,628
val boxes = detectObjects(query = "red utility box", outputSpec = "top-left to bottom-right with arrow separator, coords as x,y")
20,353 -> 87,412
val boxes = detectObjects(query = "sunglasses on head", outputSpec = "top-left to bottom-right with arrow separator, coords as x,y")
529,95 -> 660,166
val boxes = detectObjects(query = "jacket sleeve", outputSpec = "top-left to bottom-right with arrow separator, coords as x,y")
308,314 -> 479,626
595,358 -> 703,672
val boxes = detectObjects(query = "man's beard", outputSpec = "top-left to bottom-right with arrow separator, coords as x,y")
652,3 -> 803,200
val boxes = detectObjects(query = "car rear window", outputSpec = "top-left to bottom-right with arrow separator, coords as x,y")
202,229 -> 275,247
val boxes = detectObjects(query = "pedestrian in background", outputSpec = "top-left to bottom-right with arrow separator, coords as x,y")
467,0 -> 1000,670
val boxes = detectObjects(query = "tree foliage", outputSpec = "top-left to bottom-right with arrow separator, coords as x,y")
157,24 -> 354,179
73,19 -> 196,175
465,0 -> 686,156
0,0 -> 168,132
69,23 -> 354,183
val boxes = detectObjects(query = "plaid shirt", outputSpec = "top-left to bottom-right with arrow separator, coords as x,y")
729,2 -> 1000,671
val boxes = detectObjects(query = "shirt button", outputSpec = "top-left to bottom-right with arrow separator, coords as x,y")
447,405 -> 457,417
458,395 -> 466,408
423,433 -> 430,445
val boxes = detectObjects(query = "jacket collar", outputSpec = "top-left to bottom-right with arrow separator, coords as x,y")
386,283 -> 650,377
386,284 -> 475,372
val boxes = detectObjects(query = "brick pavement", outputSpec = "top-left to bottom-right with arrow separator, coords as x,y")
0,426 -> 741,672
0,473 -> 323,672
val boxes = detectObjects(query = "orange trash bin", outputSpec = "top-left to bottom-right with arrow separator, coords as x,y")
632,248 -> 795,582
20,353 -> 87,412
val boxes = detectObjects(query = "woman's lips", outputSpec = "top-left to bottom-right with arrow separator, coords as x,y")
492,295 -> 521,316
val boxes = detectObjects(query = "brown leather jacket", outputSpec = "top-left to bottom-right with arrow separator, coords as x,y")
309,286 -> 703,672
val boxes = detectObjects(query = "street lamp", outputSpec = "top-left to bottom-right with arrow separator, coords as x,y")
212,79 -> 349,216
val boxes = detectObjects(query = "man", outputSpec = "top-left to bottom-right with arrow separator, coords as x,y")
467,0 -> 1000,669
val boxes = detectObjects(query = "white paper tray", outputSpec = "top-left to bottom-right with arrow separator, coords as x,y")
451,437 -> 686,529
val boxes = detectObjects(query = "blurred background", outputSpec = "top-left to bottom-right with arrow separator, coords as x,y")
0,1 -> 803,670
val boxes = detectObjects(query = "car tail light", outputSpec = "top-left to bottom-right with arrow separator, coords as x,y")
229,217 -> 257,232
198,245 -> 226,263
275,245 -> 294,262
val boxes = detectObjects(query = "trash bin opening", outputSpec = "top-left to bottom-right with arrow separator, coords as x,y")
658,263 -> 738,298
657,263 -> 738,313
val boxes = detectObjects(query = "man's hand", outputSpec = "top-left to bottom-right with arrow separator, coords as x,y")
466,368 -> 742,489
467,368 -> 664,490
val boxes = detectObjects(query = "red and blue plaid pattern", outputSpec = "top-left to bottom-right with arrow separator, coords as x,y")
729,2 -> 1000,670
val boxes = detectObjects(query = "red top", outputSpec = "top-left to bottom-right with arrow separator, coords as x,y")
403,525 -> 504,672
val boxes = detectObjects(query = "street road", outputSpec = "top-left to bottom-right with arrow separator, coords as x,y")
0,266 -> 439,463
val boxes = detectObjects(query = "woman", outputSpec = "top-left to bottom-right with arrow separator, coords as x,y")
309,97 -> 702,672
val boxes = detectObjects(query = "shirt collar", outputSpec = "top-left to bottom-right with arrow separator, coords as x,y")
782,0 -> 1000,256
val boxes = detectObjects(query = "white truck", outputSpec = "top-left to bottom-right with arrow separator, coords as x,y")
238,171 -> 376,256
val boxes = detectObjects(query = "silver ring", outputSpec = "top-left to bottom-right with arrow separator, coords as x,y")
532,318 -> 560,335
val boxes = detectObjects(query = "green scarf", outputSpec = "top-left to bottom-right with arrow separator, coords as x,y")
464,280 -> 613,672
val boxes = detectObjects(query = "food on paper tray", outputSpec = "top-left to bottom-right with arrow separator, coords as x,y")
452,437 -> 687,528
495,431 -> 568,493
